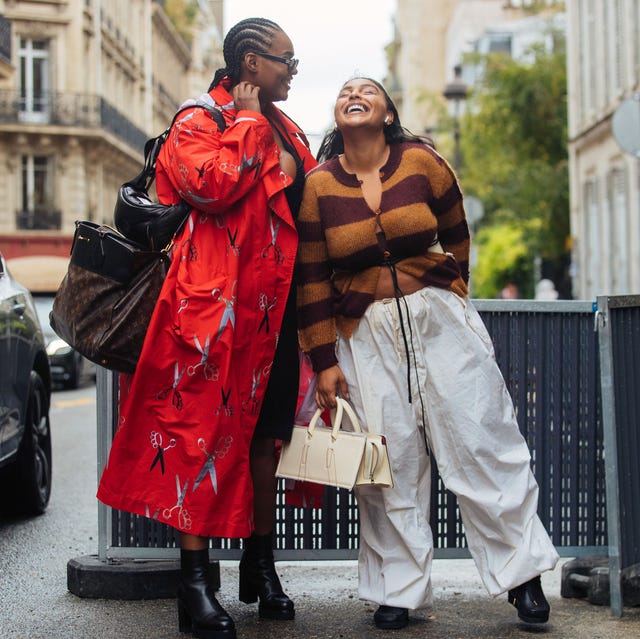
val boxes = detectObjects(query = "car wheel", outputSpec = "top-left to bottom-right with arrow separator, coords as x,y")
10,371 -> 52,515
64,354 -> 81,390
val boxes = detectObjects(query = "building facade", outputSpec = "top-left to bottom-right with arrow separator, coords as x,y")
566,0 -> 640,298
387,0 -> 564,135
0,0 -> 222,285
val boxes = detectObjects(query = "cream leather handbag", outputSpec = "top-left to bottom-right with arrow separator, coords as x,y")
276,397 -> 393,489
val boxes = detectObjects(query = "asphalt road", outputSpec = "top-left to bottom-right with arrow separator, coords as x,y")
0,383 -> 639,638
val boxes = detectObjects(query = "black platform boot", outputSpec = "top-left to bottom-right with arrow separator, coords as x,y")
374,605 -> 409,630
238,533 -> 295,620
177,548 -> 236,638
508,575 -> 550,624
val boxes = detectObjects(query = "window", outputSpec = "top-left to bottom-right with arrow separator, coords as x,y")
488,34 -> 512,55
583,178 -> 600,296
608,167 -> 629,293
18,38 -> 50,123
18,155 -> 59,230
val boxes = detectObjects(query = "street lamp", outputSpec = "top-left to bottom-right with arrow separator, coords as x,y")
443,64 -> 468,172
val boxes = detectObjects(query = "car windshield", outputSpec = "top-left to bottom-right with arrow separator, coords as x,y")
32,295 -> 58,341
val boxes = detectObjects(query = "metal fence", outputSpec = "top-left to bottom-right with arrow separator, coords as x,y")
97,299 -> 609,563
596,294 -> 640,616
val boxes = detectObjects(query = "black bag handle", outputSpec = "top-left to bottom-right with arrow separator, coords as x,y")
130,102 -> 227,193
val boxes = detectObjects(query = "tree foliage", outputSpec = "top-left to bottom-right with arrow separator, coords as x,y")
164,0 -> 200,45
460,38 -> 569,298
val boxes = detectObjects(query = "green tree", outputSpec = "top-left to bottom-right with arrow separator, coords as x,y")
164,0 -> 199,45
460,36 -> 569,298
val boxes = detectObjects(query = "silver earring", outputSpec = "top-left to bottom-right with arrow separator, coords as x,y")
384,116 -> 392,125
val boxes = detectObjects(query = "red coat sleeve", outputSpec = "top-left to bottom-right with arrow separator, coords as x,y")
156,108 -> 281,214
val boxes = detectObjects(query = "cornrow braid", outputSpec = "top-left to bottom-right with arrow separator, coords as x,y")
208,17 -> 282,90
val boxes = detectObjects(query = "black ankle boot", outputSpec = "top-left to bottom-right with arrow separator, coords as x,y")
508,575 -> 550,624
238,533 -> 294,620
177,548 -> 236,638
373,605 -> 409,630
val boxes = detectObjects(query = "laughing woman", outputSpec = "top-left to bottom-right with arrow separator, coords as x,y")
296,77 -> 559,631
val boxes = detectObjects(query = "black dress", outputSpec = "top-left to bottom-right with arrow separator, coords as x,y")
252,120 -> 306,441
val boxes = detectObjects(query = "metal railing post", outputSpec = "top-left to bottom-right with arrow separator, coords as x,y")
596,295 -> 623,617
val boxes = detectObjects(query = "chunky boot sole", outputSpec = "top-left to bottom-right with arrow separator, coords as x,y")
240,580 -> 295,620
178,601 -> 237,638
374,607 -> 409,630
508,576 -> 550,624
258,602 -> 295,621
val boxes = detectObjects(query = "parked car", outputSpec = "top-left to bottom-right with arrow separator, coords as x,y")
0,252 -> 53,515
32,294 -> 96,389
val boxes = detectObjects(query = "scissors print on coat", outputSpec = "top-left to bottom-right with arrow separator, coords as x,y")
192,435 -> 233,494
261,214 -> 283,264
157,361 -> 186,410
242,368 -> 262,414
226,227 -> 240,257
149,430 -> 177,474
145,504 -> 161,520
213,386 -> 233,416
212,280 -> 237,342
258,293 -> 277,334
187,334 -> 219,381
162,475 -> 192,530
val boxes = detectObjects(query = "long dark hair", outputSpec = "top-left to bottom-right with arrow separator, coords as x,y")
208,18 -> 282,90
316,77 -> 434,163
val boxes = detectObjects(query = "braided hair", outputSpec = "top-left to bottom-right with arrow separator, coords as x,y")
209,17 -> 282,90
316,77 -> 434,163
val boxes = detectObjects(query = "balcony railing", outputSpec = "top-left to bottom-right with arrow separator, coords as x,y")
16,209 -> 62,230
0,90 -> 148,153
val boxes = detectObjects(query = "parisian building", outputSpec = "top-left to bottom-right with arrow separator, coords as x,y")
0,0 -> 222,287
386,1 -> 564,136
566,0 -> 640,298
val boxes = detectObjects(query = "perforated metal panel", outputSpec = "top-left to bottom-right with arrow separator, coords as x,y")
99,300 -> 607,560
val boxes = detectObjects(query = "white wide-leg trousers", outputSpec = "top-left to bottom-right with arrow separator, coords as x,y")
337,286 -> 559,610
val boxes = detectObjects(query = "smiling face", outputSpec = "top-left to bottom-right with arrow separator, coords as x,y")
250,29 -> 298,104
334,78 -> 393,132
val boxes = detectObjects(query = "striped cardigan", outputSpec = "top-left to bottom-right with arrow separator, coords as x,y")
296,141 -> 470,372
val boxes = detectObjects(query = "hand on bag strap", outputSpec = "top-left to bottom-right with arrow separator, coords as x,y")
306,396 -> 363,441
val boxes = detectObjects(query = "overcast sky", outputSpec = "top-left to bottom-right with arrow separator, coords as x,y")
224,1 -> 396,146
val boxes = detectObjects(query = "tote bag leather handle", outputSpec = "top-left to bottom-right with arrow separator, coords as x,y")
306,396 -> 363,441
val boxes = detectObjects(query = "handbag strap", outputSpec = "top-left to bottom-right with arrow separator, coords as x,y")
130,101 -> 227,193
305,397 -> 363,441
334,397 -> 363,435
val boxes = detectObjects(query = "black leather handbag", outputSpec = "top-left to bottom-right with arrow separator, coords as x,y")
114,101 -> 226,250
50,102 -> 228,373
49,220 -> 170,373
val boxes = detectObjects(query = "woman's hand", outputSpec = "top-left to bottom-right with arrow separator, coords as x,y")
315,365 -> 349,409
233,82 -> 261,113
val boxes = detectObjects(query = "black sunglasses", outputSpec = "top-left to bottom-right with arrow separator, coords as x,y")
255,52 -> 299,73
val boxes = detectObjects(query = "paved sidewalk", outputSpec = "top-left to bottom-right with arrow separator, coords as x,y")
4,557 -> 640,638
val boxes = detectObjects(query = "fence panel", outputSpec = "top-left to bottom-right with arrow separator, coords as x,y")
597,295 -> 640,615
98,301 -> 606,560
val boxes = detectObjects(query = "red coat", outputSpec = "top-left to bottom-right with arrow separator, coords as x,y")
97,80 -> 317,538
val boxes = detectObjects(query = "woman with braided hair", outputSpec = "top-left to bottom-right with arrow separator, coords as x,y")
97,18 -> 316,639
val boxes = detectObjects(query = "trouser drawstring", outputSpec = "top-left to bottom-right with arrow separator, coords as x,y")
383,262 -> 430,455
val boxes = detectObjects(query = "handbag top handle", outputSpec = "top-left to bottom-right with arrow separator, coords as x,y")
307,397 -> 363,440
131,101 -> 227,194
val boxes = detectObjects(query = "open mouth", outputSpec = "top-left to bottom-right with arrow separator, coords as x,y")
346,104 -> 367,114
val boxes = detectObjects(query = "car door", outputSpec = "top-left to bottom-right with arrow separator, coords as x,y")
0,255 -> 23,461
